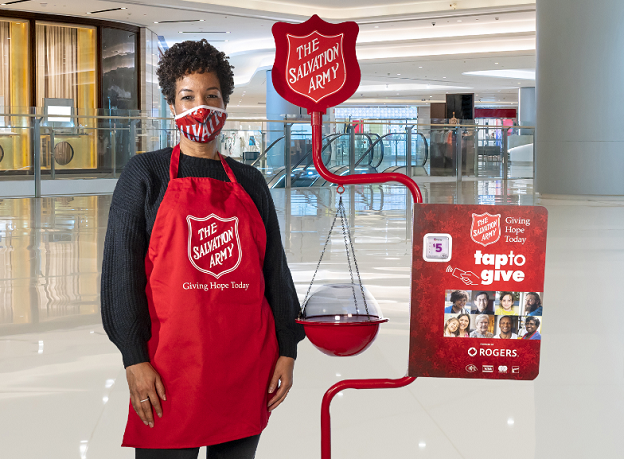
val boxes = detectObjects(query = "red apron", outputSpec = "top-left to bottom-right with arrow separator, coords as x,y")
122,145 -> 279,449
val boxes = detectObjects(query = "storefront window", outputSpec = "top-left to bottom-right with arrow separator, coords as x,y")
36,22 -> 97,111
36,22 -> 97,171
102,27 -> 138,111
0,18 -> 30,173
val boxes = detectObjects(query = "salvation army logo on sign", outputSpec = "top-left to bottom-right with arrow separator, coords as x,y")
286,31 -> 346,103
272,15 -> 360,113
470,212 -> 501,247
187,214 -> 242,278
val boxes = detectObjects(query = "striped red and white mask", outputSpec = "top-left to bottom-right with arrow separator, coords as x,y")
174,105 -> 228,143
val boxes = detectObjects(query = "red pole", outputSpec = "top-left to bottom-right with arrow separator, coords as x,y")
311,111 -> 423,204
312,111 -> 421,458
320,377 -> 417,459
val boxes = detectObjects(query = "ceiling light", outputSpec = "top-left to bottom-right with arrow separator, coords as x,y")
397,73 -> 401,76
154,21 -> 159,24
419,66 -> 423,69
200,19 -> 204,22
86,7 -> 127,14
374,26 -> 379,28
495,62 -> 499,65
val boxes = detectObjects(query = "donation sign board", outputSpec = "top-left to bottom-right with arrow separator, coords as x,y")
271,14 -> 360,113
409,205 -> 548,380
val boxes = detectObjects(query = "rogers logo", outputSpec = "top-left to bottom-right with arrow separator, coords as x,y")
468,347 -> 518,358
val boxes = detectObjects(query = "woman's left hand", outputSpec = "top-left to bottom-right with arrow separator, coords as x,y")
267,356 -> 295,412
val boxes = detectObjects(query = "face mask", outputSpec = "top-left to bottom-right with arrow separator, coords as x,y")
174,105 -> 228,143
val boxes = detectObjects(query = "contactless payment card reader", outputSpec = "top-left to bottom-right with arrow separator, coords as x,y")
423,233 -> 452,262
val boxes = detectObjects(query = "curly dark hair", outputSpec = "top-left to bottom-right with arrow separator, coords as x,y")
157,39 -> 235,106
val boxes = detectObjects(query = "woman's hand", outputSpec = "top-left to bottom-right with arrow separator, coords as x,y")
126,362 -> 166,428
267,356 -> 295,412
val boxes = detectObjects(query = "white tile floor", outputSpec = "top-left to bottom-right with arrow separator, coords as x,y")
0,180 -> 622,458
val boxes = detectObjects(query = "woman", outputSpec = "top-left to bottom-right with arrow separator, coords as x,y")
520,317 -> 542,340
444,317 -> 460,337
524,292 -> 543,316
469,314 -> 494,338
444,290 -> 470,314
495,292 -> 519,315
457,313 -> 471,337
101,40 -> 304,458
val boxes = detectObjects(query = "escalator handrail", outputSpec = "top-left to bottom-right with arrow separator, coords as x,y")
356,131 -> 429,168
251,136 -> 284,167
414,131 -> 429,166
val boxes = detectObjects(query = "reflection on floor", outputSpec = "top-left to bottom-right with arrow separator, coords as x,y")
0,179 -> 622,459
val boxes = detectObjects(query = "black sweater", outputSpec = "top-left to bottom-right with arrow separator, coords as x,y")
101,147 -> 304,368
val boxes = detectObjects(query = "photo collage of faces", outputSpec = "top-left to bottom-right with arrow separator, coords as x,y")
443,290 -> 543,340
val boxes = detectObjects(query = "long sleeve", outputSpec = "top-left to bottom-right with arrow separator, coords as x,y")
101,206 -> 151,367
260,181 -> 305,359
101,154 -> 158,368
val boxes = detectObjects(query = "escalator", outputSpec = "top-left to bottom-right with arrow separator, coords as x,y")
256,129 -> 428,188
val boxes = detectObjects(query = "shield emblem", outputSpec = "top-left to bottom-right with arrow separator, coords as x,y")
187,214 -> 242,278
470,212 -> 501,247
272,14 -> 360,113
285,32 -> 346,103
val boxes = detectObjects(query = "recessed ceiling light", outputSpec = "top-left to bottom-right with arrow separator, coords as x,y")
419,66 -> 423,69
397,73 -> 401,75
495,62 -> 499,65
457,20 -> 462,22
154,21 -> 159,24
200,19 -> 204,22
374,25 -> 379,28
443,77 -> 447,79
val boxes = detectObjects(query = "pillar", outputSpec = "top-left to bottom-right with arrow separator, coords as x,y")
265,69 -> 301,168
536,0 -> 624,196
518,87 -> 535,134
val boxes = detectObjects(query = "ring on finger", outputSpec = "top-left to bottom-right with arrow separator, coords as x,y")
140,398 -> 150,403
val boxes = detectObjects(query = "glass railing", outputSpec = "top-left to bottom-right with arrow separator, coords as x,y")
0,111 -> 534,197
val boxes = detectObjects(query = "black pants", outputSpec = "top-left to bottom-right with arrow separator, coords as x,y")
135,435 -> 260,459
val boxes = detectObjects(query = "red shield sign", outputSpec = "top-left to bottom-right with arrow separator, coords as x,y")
470,212 -> 501,247
286,32 -> 346,103
272,15 -> 360,113
187,214 -> 242,278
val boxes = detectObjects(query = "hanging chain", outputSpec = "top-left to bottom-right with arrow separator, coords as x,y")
337,197 -> 359,314
299,197 -> 342,317
339,198 -> 371,318
300,193 -> 371,319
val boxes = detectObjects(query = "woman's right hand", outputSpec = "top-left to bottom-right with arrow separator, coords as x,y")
126,362 -> 166,428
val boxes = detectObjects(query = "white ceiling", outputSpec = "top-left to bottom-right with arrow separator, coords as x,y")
1,0 -> 537,116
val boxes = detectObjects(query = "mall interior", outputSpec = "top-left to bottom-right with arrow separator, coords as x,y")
0,0 -> 622,458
